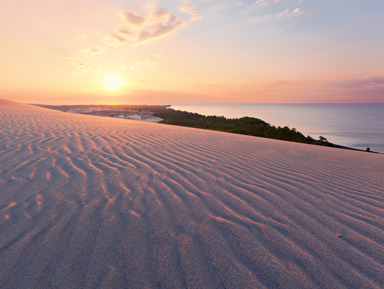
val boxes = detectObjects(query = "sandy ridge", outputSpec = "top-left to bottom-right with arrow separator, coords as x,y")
0,99 -> 383,288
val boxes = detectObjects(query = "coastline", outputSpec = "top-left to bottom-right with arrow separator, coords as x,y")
172,103 -> 384,153
36,104 -> 379,154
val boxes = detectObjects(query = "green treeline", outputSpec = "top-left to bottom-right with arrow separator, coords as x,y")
155,109 -> 332,146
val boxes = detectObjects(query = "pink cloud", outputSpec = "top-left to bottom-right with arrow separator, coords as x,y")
117,27 -> 135,37
80,45 -> 104,56
106,33 -> 129,45
106,7 -> 185,45
179,1 -> 202,21
138,20 -> 184,42
122,12 -> 145,26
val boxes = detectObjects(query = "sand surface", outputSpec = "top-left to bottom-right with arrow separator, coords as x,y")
0,99 -> 383,289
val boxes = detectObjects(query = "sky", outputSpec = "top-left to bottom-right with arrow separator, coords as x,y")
1,0 -> 384,104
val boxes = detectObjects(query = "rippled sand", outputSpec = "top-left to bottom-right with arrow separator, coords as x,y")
0,99 -> 383,288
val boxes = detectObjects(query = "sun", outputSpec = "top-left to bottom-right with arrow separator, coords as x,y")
102,75 -> 123,91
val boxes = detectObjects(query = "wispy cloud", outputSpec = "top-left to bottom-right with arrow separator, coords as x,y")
124,53 -> 163,71
179,0 -> 202,21
72,3 -> 185,72
69,45 -> 105,71
242,0 -> 305,24
80,46 -> 104,56
265,72 -> 384,92
262,72 -> 384,101
276,7 -> 302,18
303,72 -> 384,101
319,72 -> 384,89
106,7 -> 185,45
253,0 -> 273,9
122,11 -> 145,26
106,33 -> 130,45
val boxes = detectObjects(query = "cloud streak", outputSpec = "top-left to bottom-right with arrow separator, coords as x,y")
244,0 -> 305,24
125,53 -> 163,71
69,45 -> 105,72
106,7 -> 185,45
122,11 -> 145,26
319,72 -> 384,89
179,0 -> 202,21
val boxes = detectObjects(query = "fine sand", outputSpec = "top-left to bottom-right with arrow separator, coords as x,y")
0,98 -> 383,289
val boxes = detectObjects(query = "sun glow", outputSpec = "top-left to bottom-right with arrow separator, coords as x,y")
102,75 -> 123,91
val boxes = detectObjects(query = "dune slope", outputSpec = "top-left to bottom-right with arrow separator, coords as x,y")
0,99 -> 383,289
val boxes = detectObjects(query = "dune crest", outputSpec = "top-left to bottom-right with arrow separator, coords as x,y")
0,98 -> 24,105
0,99 -> 383,288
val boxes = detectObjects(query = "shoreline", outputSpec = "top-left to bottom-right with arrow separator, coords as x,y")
172,103 -> 384,153
36,103 -> 379,154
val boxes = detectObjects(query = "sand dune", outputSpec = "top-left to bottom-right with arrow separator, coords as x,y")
0,99 -> 383,289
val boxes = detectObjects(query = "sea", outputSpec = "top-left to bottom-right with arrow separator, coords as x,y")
171,103 -> 384,153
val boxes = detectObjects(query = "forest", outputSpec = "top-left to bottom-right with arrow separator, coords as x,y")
154,108 -> 333,147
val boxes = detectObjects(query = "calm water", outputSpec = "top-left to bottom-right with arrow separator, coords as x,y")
172,104 -> 384,153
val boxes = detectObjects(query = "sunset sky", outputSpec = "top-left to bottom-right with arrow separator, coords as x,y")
1,0 -> 384,104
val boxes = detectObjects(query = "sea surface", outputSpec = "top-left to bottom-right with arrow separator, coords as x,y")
172,103 -> 384,153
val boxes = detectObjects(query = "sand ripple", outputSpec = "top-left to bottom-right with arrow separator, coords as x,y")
0,99 -> 383,288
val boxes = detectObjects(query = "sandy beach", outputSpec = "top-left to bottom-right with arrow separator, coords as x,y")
0,98 -> 383,288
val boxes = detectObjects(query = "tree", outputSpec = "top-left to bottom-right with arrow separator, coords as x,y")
319,136 -> 328,142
